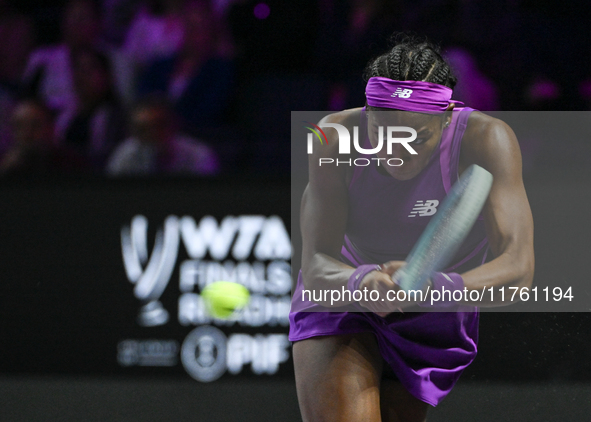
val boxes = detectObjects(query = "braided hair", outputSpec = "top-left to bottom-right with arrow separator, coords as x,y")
364,35 -> 457,89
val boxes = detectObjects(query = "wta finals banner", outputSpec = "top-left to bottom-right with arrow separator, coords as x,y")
291,111 -> 591,312
0,178 -> 293,381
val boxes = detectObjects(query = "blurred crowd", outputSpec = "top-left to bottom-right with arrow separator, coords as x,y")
0,0 -> 589,177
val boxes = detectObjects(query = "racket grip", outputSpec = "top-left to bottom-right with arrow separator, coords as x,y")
390,267 -> 404,287
391,266 -> 429,292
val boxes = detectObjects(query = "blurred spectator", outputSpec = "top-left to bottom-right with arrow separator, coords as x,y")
0,12 -> 35,156
0,98 -> 89,176
56,48 -> 126,169
209,0 -> 241,18
123,0 -> 186,68
101,0 -> 143,46
0,12 -> 34,95
137,0 -> 235,130
22,0 -> 134,113
22,0 -> 102,113
444,47 -> 499,111
106,96 -> 220,176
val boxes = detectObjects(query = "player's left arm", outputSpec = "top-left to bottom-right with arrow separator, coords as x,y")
458,112 -> 534,306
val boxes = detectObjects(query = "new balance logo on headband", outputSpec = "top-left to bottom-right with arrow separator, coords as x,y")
408,200 -> 439,217
391,88 -> 413,98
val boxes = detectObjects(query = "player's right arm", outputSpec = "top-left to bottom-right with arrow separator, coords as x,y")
300,109 -> 402,309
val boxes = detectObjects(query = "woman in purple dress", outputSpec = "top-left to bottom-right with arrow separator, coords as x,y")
290,37 -> 534,421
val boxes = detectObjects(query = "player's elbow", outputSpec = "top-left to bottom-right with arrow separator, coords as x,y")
301,262 -> 325,292
515,251 -> 535,289
300,268 -> 315,291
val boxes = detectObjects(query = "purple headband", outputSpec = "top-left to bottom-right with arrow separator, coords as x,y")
365,77 -> 463,113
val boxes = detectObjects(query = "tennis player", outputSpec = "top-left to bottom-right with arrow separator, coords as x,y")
290,36 -> 534,422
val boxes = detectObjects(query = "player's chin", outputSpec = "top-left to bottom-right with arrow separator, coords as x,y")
386,165 -> 421,180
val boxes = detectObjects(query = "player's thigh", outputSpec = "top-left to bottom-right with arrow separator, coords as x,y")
380,378 -> 429,422
293,332 -> 383,422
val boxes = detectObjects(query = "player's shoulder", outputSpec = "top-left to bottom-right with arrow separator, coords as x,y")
311,108 -> 364,156
307,109 -> 362,184
462,110 -> 519,163
465,111 -> 513,140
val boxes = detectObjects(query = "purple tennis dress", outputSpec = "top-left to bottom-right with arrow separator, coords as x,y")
289,107 -> 489,406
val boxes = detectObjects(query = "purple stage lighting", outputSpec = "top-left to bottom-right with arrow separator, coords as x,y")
254,3 -> 270,20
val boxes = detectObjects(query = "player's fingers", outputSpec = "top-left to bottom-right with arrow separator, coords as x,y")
359,301 -> 391,314
380,260 -> 406,276
375,275 -> 401,299
375,271 -> 400,287
360,280 -> 401,314
358,270 -> 397,292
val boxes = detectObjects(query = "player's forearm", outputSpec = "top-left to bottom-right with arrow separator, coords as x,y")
301,252 -> 357,307
460,249 -> 534,307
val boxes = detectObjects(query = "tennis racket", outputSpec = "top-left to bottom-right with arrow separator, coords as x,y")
393,164 -> 493,291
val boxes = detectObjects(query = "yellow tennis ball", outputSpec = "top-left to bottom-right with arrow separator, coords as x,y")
201,281 -> 250,319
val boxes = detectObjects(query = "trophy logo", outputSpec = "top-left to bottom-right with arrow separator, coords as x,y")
121,215 -> 180,326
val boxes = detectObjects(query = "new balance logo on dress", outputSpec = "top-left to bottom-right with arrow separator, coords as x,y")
408,200 -> 439,217
391,88 -> 413,98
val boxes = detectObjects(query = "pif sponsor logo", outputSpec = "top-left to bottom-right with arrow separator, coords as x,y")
180,326 -> 290,382
117,328 -> 291,383
305,122 -> 417,167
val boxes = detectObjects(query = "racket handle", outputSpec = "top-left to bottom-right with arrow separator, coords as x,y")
391,266 -> 429,292
391,266 -> 407,288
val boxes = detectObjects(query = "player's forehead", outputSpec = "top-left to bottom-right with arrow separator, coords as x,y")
367,110 -> 442,129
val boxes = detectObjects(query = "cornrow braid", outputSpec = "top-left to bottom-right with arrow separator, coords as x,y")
369,57 -> 381,79
408,48 -> 435,81
432,63 -> 455,88
363,34 -> 457,90
387,47 -> 403,81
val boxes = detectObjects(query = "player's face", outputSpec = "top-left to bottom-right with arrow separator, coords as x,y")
366,110 -> 450,180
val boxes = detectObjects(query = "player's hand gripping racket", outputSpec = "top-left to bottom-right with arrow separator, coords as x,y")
392,164 -> 493,291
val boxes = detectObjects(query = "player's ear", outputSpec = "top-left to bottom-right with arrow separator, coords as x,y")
443,102 -> 455,128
